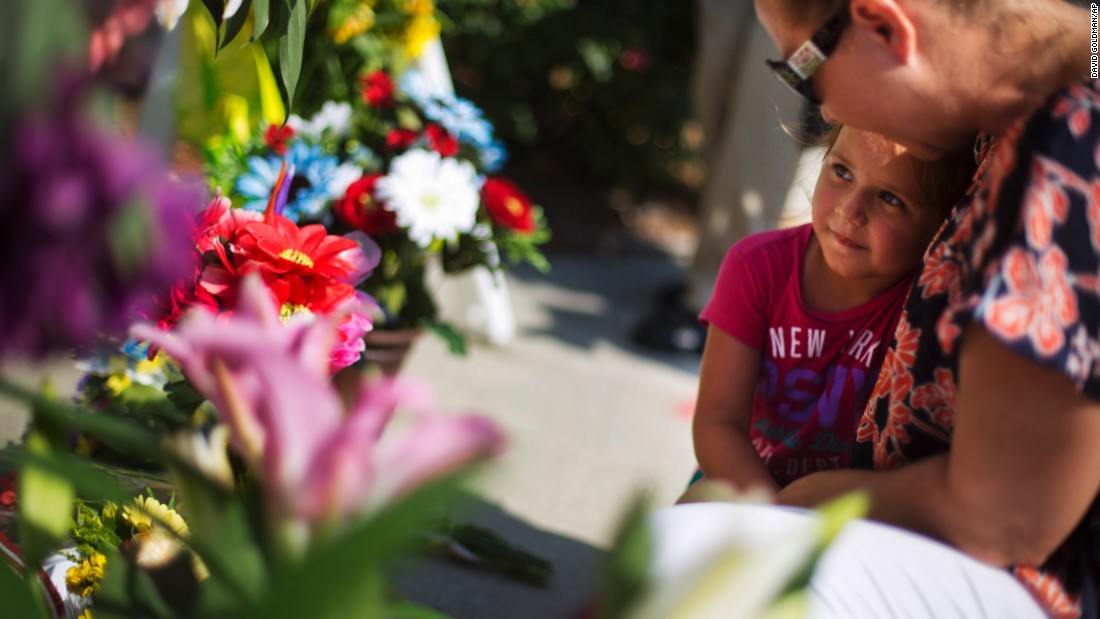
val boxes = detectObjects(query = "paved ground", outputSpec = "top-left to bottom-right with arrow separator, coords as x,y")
394,253 -> 702,618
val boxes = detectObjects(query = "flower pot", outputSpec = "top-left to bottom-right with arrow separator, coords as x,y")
362,328 -> 422,375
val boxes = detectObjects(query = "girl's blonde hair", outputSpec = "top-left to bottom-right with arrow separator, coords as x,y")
817,124 -> 978,216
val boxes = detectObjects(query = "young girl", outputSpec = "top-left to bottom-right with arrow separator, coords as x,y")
692,124 -> 974,492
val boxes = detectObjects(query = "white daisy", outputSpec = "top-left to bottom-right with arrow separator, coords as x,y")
284,102 -> 354,141
374,149 -> 480,248
330,161 -> 363,197
309,101 -> 354,139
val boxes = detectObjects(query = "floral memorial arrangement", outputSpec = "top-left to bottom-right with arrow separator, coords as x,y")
203,66 -> 549,351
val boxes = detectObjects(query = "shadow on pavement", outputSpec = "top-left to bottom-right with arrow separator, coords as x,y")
394,494 -> 603,619
509,253 -> 702,375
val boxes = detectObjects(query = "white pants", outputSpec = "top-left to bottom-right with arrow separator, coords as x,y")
648,503 -> 1047,619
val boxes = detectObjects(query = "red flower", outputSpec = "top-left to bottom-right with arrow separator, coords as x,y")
360,70 -> 395,108
155,277 -> 219,331
619,46 -> 651,72
385,128 -> 419,151
481,177 -> 536,233
334,173 -> 399,236
265,273 -> 354,318
0,473 -> 15,509
264,124 -> 296,155
237,214 -> 362,282
425,124 -> 459,157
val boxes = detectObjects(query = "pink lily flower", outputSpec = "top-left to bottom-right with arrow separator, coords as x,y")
131,275 -> 504,545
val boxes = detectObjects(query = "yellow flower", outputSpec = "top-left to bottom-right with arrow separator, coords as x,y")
122,495 -> 189,537
331,4 -> 376,44
134,354 -> 165,376
73,436 -> 94,457
404,0 -> 434,16
121,496 -> 205,574
104,373 -> 132,396
403,14 -> 440,58
101,501 -> 119,520
65,553 -> 107,597
78,610 -> 94,619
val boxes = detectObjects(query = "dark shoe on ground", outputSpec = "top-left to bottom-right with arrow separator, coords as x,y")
630,283 -> 706,354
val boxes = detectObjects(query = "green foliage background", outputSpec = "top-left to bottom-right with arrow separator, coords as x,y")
440,0 -> 700,194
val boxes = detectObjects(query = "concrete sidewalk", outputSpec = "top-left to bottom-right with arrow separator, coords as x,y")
395,252 -> 701,618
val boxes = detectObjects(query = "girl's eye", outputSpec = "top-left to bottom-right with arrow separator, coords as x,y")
832,163 -> 852,181
880,191 -> 906,208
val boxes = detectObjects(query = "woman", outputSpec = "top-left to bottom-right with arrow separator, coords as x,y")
741,0 -> 1097,616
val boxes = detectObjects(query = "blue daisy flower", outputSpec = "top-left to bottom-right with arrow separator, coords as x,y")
398,70 -> 435,109
428,97 -> 495,148
478,139 -> 509,174
236,141 -> 349,222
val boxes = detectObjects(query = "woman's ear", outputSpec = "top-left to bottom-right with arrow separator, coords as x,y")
849,0 -> 918,64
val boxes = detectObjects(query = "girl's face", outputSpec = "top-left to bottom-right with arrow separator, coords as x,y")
811,127 -> 944,286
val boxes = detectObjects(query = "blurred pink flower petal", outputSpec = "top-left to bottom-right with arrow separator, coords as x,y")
131,274 -> 504,547
338,231 -> 382,287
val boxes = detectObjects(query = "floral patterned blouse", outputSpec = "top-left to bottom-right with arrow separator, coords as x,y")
851,78 -> 1100,619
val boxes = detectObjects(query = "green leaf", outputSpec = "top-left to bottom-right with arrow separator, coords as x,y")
107,197 -> 154,280
252,0 -> 271,40
165,379 -> 207,414
277,0 -> 308,117
3,0 -> 85,112
598,494 -> 653,619
775,491 -> 869,596
18,432 -> 75,569
0,560 -> 47,619
164,458 -> 268,607
4,450 -> 131,502
200,0 -> 226,48
420,319 -> 467,356
251,475 -> 468,619
219,0 -> 254,51
386,601 -> 455,619
93,548 -> 187,619
0,377 -> 161,461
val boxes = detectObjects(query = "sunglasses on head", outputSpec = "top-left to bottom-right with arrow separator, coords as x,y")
765,5 -> 851,106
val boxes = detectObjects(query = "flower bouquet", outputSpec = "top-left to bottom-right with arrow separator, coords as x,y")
203,65 -> 549,355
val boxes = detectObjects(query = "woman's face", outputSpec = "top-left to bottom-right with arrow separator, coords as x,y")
754,0 -> 974,160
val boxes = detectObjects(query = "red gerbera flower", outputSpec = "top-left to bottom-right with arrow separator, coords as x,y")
360,70 -> 395,108
425,124 -> 459,157
236,214 -> 362,282
334,173 -> 399,236
264,124 -> 296,155
385,128 -> 419,151
155,276 -> 220,331
265,273 -> 355,319
481,177 -> 536,233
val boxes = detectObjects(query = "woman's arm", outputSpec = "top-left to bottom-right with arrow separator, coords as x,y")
777,325 -> 1100,567
693,325 -> 780,494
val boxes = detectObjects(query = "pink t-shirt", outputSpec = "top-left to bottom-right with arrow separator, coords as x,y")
700,224 -> 911,486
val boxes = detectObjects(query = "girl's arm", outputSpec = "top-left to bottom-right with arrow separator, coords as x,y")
776,325 -> 1100,567
692,325 -> 780,494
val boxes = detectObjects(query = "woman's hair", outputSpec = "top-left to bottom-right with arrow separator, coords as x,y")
776,0 -> 988,29
817,124 -> 978,217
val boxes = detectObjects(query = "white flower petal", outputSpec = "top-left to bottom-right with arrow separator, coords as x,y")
155,0 -> 190,30
223,0 -> 244,19
375,149 -> 480,247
